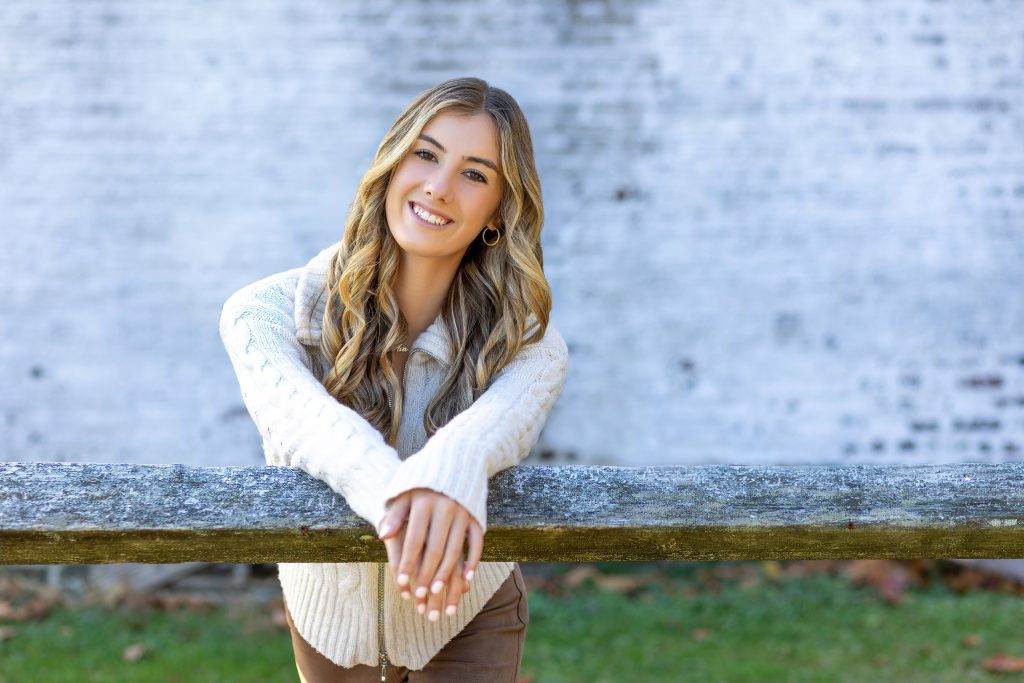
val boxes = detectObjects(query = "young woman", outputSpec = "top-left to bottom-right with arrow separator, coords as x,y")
219,77 -> 569,682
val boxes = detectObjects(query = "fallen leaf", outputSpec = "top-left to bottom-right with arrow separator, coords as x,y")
963,634 -> 982,647
561,565 -> 599,589
0,597 -> 50,622
760,561 -> 782,580
592,574 -> 644,594
781,560 -> 842,579
842,560 -> 917,604
122,643 -> 150,662
983,653 -> 1024,673
691,628 -> 712,641
0,626 -> 17,641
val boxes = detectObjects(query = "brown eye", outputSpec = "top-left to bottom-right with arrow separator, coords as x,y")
414,149 -> 488,184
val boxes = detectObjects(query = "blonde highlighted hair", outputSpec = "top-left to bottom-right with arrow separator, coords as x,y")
307,76 -> 551,446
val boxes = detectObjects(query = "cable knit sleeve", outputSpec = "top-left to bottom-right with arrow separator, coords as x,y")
380,324 -> 570,536
218,267 -> 401,533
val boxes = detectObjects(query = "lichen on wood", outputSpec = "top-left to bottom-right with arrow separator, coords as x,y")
2,461 -> 1023,564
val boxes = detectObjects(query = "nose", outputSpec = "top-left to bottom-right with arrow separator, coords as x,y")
423,167 -> 452,202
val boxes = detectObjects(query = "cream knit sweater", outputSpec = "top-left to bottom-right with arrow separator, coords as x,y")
218,242 -> 569,670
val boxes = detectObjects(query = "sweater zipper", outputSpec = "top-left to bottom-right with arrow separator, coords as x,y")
379,357 -> 410,682
378,562 -> 387,681
379,347 -> 443,681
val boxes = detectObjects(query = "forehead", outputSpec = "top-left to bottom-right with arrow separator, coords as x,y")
420,112 -> 500,160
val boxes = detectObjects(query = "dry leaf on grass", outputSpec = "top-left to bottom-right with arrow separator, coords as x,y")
841,560 -> 920,604
0,598 -> 50,622
0,626 -> 17,641
962,634 -> 982,647
561,565 -> 599,589
983,653 -> 1024,673
592,574 -> 645,594
122,642 -> 150,662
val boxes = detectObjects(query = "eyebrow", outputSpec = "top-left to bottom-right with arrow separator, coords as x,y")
417,134 -> 499,173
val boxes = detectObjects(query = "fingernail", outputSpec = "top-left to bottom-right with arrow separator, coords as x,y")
428,610 -> 439,621
415,586 -> 427,598
417,603 -> 426,614
465,569 -> 474,581
446,605 -> 457,616
431,580 -> 444,594
378,523 -> 392,538
397,574 -> 409,586
401,591 -> 410,600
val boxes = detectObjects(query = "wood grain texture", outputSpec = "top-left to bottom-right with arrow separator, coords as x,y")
2,462 -> 1023,563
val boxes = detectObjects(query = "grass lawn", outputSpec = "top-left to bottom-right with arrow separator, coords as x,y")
1,561 -> 1022,682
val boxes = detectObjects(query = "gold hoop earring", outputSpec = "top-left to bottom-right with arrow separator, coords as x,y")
482,225 -> 502,247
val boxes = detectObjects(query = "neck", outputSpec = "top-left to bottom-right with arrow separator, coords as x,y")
395,250 -> 462,342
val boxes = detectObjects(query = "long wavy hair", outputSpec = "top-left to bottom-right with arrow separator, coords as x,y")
306,77 -> 551,446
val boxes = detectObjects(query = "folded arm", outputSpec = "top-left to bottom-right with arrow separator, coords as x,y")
218,267 -> 401,533
381,325 -> 570,536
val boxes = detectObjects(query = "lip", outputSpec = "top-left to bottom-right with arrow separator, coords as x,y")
409,201 -> 454,229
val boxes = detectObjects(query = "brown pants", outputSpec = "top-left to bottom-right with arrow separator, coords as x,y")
284,563 -> 529,682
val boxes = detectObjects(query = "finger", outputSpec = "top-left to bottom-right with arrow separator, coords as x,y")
378,495 -> 410,540
398,494 -> 432,592
384,530 -> 412,600
413,500 -> 456,603
463,519 -> 484,582
429,513 -> 468,598
444,556 -> 466,618
424,575 -> 445,622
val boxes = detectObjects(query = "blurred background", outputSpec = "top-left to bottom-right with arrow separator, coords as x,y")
3,2 -> 1022,470
2,0 -> 1023,680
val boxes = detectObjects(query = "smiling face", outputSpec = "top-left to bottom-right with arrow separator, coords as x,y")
385,111 -> 504,262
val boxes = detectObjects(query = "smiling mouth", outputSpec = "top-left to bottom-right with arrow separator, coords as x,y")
409,201 -> 454,227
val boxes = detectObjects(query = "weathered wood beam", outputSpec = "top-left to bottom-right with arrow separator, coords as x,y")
2,462 -> 1023,564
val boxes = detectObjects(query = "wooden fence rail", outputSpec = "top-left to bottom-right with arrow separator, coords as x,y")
2,462 -> 1023,565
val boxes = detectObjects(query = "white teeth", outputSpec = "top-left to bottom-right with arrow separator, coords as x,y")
412,203 -> 450,226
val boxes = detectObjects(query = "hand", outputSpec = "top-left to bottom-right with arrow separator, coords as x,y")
377,488 -> 483,622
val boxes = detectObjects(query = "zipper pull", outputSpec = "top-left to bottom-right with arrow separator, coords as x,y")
379,651 -> 388,681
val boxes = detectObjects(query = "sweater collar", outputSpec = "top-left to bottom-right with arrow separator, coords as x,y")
294,241 -> 451,364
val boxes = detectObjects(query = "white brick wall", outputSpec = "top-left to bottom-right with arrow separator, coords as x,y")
2,0 -> 1022,469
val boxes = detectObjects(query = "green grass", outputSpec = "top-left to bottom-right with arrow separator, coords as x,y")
0,600 -> 296,683
523,564 -> 1024,683
1,563 -> 1023,682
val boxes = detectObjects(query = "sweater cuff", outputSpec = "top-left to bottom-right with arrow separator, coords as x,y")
381,448 -> 490,535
